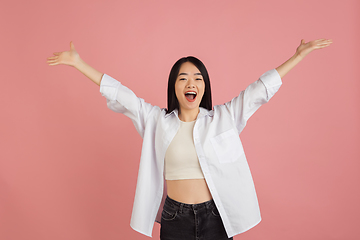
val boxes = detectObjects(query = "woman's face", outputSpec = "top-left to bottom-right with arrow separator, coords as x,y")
175,62 -> 205,113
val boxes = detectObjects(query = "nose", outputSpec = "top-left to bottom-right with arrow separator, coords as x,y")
186,79 -> 195,88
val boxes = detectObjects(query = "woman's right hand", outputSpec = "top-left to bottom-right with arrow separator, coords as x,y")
47,41 -> 81,67
47,41 -> 104,86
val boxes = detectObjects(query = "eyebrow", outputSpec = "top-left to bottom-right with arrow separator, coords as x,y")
178,73 -> 202,76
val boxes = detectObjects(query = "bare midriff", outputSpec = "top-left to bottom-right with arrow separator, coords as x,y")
166,179 -> 213,204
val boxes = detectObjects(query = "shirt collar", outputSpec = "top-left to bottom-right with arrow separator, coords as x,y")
164,107 -> 213,119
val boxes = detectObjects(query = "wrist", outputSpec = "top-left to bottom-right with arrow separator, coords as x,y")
73,57 -> 84,69
295,48 -> 310,60
294,51 -> 304,61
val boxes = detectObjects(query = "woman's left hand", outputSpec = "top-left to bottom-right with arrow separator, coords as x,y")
296,39 -> 333,58
275,38 -> 333,78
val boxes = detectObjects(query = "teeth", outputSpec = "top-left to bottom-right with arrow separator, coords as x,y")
185,92 -> 197,95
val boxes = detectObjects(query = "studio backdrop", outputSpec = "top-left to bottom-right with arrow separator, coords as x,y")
1,0 -> 359,239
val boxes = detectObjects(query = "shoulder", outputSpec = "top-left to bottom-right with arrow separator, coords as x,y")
213,104 -> 229,114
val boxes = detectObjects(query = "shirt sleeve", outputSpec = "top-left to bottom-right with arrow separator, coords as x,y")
99,73 -> 157,138
224,69 -> 282,134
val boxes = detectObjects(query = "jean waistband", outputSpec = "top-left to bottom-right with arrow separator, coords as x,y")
165,195 -> 215,210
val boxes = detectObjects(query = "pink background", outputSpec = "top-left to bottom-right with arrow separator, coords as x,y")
1,0 -> 359,239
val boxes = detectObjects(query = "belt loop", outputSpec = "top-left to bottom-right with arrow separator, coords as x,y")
179,203 -> 183,214
206,200 -> 213,215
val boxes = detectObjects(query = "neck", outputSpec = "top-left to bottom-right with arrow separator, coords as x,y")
178,108 -> 199,122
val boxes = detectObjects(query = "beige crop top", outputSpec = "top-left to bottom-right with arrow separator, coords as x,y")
164,120 -> 205,180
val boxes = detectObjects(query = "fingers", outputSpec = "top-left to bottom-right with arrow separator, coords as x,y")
46,55 -> 59,65
316,43 -> 332,49
47,56 -> 58,60
314,39 -> 332,44
314,39 -> 333,49
46,52 -> 62,65
305,38 -> 332,50
317,39 -> 333,45
47,61 -> 58,66
47,60 -> 58,65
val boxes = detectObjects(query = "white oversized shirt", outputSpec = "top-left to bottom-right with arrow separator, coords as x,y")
99,69 -> 282,238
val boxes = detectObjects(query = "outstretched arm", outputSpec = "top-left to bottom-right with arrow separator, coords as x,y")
275,39 -> 332,79
47,41 -> 103,86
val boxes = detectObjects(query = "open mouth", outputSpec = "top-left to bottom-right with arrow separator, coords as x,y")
185,91 -> 197,102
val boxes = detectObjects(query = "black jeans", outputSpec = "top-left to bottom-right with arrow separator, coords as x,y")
160,196 -> 233,240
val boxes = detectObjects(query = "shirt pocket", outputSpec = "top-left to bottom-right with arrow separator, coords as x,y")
210,129 -> 245,164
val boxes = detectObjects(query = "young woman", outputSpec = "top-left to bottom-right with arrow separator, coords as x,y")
47,38 -> 332,240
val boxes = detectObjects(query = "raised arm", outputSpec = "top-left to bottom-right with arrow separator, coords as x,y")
275,38 -> 333,79
47,41 -> 103,86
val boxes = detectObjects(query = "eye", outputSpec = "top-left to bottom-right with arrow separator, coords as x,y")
179,78 -> 187,81
196,78 -> 202,80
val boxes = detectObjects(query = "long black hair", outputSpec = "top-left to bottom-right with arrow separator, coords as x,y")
166,56 -> 212,114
